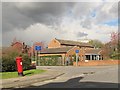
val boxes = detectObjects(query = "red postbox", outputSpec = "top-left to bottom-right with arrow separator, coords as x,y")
16,56 -> 24,76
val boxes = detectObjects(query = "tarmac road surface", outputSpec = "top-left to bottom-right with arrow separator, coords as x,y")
27,65 -> 119,88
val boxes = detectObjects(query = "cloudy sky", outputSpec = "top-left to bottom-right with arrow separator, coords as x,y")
2,0 -> 118,46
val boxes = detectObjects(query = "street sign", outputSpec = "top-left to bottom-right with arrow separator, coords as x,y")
35,46 -> 42,51
75,50 -> 79,53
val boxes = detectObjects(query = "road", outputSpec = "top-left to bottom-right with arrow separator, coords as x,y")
28,65 -> 119,88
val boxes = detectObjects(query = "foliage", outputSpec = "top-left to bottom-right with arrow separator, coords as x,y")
73,55 -> 76,62
89,39 -> 104,48
110,52 -> 120,60
2,51 -> 19,72
101,43 -> 111,60
69,59 -> 73,65
2,51 -> 31,72
39,55 -> 62,66
22,54 -> 31,70
0,57 -> 2,72
101,32 -> 120,60
109,32 -> 119,60
2,56 -> 16,72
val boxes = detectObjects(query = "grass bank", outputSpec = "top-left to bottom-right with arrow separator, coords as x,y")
0,69 -> 46,79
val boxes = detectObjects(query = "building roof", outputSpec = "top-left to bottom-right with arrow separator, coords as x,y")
85,49 -> 101,55
41,46 -> 74,54
56,38 -> 93,47
11,41 -> 22,46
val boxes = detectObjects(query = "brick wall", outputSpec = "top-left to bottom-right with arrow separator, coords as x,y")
11,42 -> 23,53
73,60 -> 120,66
67,46 -> 85,61
48,39 -> 61,48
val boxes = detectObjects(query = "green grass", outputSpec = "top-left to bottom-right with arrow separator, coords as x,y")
0,69 -> 46,79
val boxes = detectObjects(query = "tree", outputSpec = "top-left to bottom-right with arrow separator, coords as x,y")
101,32 -> 120,60
89,39 -> 103,48
110,32 -> 120,60
101,42 -> 111,60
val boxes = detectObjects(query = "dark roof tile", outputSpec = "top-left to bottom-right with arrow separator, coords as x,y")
85,49 -> 101,55
56,39 -> 93,47
41,46 -> 74,54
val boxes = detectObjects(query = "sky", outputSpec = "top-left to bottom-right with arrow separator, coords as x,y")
1,0 -> 119,46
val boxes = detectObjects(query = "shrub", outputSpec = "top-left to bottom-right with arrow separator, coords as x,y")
2,52 -> 18,72
2,52 -> 31,72
0,57 -> 2,72
40,55 -> 62,66
22,54 -> 31,70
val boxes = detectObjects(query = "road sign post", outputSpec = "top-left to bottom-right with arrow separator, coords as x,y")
35,46 -> 42,66
38,51 -> 41,66
75,50 -> 79,66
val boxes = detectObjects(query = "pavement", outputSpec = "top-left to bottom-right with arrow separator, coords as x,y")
1,69 -> 65,89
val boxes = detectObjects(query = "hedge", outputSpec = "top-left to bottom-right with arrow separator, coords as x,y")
2,52 -> 31,72
39,55 -> 62,66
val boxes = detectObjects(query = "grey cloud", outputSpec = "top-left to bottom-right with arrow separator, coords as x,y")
118,2 -> 120,33
77,32 -> 88,37
2,2 -> 76,33
0,3 -> 2,46
2,2 -> 118,46
81,17 -> 93,29
2,2 -> 35,32
109,3 -> 118,17
77,2 -> 118,29
3,2 -> 117,33
72,2 -> 96,18
95,2 -> 118,24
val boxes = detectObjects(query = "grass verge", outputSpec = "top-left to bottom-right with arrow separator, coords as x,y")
0,69 -> 46,79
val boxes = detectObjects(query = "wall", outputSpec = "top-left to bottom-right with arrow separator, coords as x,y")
48,39 -> 61,48
12,42 -> 22,50
73,60 -> 120,66
67,46 -> 85,61
28,42 -> 45,56
11,42 -> 23,54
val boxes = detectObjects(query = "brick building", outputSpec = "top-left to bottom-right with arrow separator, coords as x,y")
39,38 -> 103,65
2,40 -> 29,56
28,42 -> 45,57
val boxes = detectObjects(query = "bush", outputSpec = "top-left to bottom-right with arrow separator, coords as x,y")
110,52 -> 120,60
2,56 -> 16,72
22,54 -> 31,70
0,57 -> 2,72
2,51 -> 18,72
2,52 -> 31,72
40,55 -> 62,66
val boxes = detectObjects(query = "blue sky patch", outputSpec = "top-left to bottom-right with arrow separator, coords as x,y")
102,19 -> 118,26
